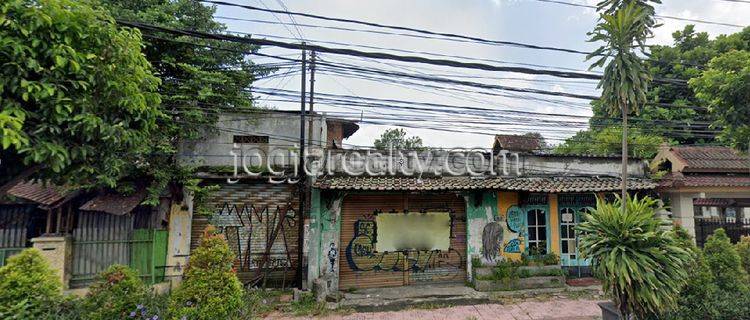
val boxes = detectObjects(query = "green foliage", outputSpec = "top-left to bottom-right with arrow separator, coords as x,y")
373,128 -> 424,150
188,182 -> 220,216
737,236 -> 750,277
0,0 -> 162,189
0,249 -> 62,318
577,195 -> 691,319
169,228 -> 244,320
703,228 -> 749,292
565,25 -> 750,152
99,0 -> 270,142
587,2 -> 654,116
521,252 -> 560,266
661,229 -> 750,320
555,126 -> 668,158
82,265 -> 148,320
286,292 -> 328,317
690,50 -> 750,150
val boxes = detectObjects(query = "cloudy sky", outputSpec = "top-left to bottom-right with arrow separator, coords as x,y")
213,0 -> 748,149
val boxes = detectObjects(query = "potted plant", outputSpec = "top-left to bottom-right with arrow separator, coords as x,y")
577,195 -> 691,319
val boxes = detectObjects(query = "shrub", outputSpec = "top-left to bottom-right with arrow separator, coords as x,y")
703,228 -> 749,293
169,226 -> 244,320
0,248 -> 62,318
82,264 -> 148,320
736,236 -> 750,277
577,195 -> 691,319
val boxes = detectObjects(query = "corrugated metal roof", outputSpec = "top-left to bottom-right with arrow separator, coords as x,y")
314,175 -> 656,193
78,190 -> 147,215
6,181 -> 72,206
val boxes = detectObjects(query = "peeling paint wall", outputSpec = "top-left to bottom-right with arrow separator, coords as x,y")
307,189 -> 342,290
465,191 -> 498,279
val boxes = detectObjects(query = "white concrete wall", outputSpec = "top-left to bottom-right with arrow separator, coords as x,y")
320,151 -> 648,178
178,112 -> 326,168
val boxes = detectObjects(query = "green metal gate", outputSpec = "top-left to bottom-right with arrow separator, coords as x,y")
71,212 -> 168,287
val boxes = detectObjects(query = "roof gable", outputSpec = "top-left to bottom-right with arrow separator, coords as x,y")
493,134 -> 541,153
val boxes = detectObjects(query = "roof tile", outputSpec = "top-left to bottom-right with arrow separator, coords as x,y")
314,175 -> 655,192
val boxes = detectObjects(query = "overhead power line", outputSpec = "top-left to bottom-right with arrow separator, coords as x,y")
119,20 -> 691,86
533,0 -> 746,28
201,0 -> 593,55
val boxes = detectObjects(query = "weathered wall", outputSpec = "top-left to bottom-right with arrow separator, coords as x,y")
192,181 -> 300,286
307,189 -> 342,291
465,191 -> 498,279
320,151 -> 648,178
336,193 -> 467,290
178,112 -> 327,168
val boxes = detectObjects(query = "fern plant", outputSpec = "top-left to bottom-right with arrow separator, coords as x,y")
577,195 -> 691,319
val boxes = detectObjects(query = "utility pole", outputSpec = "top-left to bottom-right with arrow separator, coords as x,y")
296,45 -> 307,289
308,51 -> 316,147
621,104 -> 628,213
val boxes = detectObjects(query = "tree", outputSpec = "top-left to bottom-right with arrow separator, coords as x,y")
690,50 -> 750,150
703,228 -> 749,293
562,25 -> 750,154
99,0 -> 270,142
0,0 -> 161,191
555,126 -> 667,158
587,0 -> 658,208
577,195 -> 691,319
373,128 -> 424,150
97,0 -> 272,203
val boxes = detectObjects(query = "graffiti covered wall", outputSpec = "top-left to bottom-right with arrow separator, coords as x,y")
200,182 -> 300,286
338,193 -> 466,290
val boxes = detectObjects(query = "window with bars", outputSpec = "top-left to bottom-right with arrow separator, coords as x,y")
233,135 -> 269,144
526,208 -> 547,254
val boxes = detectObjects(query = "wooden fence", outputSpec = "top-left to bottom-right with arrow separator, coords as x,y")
0,205 -> 34,267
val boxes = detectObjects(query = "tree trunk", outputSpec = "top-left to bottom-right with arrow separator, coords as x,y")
621,104 -> 628,213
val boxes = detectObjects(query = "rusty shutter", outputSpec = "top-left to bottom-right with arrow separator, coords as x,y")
339,193 -> 466,290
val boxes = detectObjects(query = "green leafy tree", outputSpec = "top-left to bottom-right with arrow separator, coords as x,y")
82,265 -> 148,320
97,0 -> 271,203
99,0 -> 269,142
0,0 -> 161,191
587,0 -> 658,204
169,226 -> 245,320
563,25 -> 750,153
703,228 -> 749,292
690,50 -> 750,150
373,128 -> 424,150
555,126 -> 667,158
577,195 -> 691,319
0,249 -> 62,318
737,236 -> 750,277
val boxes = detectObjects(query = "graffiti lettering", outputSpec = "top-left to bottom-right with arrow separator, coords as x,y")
506,206 -> 523,233
504,238 -> 521,253
213,203 -> 298,283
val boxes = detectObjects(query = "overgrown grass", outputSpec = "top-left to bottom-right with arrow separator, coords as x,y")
284,292 -> 328,317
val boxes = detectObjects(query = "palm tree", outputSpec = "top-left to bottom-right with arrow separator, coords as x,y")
587,1 -> 657,210
577,195 -> 691,319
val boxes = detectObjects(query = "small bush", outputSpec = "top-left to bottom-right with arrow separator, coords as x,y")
169,226 -> 244,320
82,264 -> 148,320
736,236 -> 750,277
0,248 -> 62,318
703,228 -> 749,292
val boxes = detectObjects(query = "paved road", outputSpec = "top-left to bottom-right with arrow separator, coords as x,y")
270,298 -> 603,320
